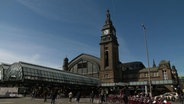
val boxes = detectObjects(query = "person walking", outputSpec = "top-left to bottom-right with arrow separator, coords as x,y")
43,90 -> 48,102
180,93 -> 184,104
31,89 -> 36,99
68,91 -> 73,103
51,90 -> 57,104
123,93 -> 128,104
23,89 -> 27,97
90,91 -> 95,103
76,91 -> 81,103
99,89 -> 105,103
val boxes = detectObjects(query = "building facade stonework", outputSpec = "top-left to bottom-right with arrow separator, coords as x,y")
63,10 -> 180,94
99,10 -> 122,83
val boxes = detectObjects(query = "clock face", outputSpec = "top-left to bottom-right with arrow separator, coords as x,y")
103,29 -> 109,35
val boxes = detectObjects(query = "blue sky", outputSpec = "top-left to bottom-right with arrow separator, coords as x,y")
0,0 -> 184,75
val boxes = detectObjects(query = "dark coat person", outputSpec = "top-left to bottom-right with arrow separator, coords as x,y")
76,91 -> 81,103
51,90 -> 57,104
90,91 -> 95,103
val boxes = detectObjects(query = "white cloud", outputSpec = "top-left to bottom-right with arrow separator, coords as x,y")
0,49 -> 40,64
16,0 -> 71,22
16,0 -> 100,24
31,54 -> 41,62
0,24 -> 58,68
0,24 -> 83,69
0,48 -> 61,69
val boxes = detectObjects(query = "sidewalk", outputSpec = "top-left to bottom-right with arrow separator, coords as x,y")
0,97 -> 95,104
0,97 -> 181,104
34,97 -> 94,104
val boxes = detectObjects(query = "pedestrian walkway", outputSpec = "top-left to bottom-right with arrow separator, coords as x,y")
0,97 -> 94,104
0,97 -> 181,104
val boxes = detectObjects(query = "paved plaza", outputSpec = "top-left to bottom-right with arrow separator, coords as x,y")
1,97 -> 92,104
0,97 -> 182,104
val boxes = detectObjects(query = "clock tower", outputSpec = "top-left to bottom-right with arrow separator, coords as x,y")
99,10 -> 121,83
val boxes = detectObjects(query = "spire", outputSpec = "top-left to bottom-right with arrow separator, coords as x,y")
101,10 -> 118,45
64,57 -> 68,61
102,10 -> 116,32
63,57 -> 69,71
153,59 -> 156,67
105,9 -> 112,25
172,65 -> 176,70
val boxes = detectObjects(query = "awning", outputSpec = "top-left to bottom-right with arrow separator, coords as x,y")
101,82 -> 128,87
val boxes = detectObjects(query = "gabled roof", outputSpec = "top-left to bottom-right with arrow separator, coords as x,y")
68,53 -> 100,69
17,61 -> 61,72
121,61 -> 145,71
159,60 -> 169,65
0,63 -> 10,70
139,67 -> 159,72
122,61 -> 145,66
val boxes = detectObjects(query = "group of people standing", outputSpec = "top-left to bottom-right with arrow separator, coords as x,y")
67,90 -> 96,103
68,91 -> 81,103
31,88 -> 63,104
31,87 -> 130,104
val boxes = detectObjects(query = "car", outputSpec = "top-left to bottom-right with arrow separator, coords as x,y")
154,95 -> 161,100
160,92 -> 178,101
169,92 -> 179,99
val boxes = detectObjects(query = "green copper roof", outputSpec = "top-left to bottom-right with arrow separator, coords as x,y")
139,67 -> 159,72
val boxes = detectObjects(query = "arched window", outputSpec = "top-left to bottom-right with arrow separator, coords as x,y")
70,60 -> 99,78
105,50 -> 109,67
163,70 -> 168,80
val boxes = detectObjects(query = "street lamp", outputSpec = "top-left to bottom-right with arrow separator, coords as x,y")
141,24 -> 152,98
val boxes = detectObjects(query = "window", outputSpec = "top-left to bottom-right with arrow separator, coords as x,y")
77,62 -> 87,68
83,67 -> 87,74
105,50 -> 109,67
153,72 -> 159,77
69,59 -> 99,78
78,68 -> 83,74
104,74 -> 109,78
163,70 -> 168,80
144,73 -> 149,77
88,63 -> 93,74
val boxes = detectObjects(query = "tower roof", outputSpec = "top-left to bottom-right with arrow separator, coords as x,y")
105,10 -> 112,25
102,10 -> 115,31
64,57 -> 69,61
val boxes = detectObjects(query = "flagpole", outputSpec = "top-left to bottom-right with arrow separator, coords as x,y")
141,24 -> 152,98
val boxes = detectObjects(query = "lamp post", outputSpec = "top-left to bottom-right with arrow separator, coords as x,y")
141,24 -> 152,98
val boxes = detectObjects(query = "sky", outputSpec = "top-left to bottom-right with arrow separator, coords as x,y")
0,0 -> 184,75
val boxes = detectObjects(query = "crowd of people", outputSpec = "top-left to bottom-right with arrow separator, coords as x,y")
31,88 -> 83,104
29,87 -> 183,104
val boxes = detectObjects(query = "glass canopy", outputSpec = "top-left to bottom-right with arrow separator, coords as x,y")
3,61 -> 100,86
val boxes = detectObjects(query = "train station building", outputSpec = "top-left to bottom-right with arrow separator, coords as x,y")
62,10 -> 181,95
0,10 -> 181,96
